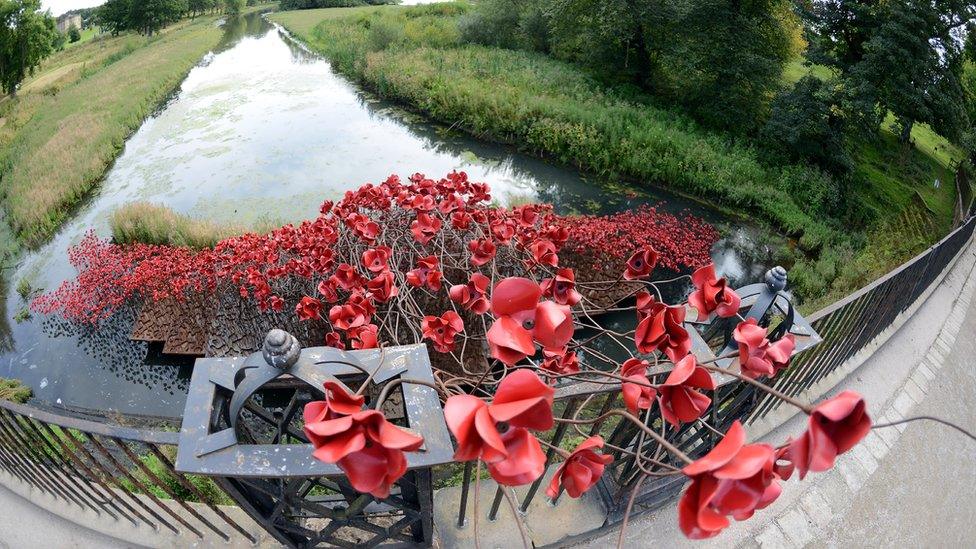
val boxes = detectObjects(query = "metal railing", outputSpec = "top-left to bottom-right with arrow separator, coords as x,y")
0,399 -> 257,544
449,214 -> 976,529
0,214 -> 972,546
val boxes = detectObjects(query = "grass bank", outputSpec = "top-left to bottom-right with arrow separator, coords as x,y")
0,16 -> 224,250
274,6 -> 830,243
271,4 -> 965,306
110,202 -> 278,249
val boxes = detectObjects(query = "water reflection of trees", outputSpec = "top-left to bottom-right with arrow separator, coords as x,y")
41,307 -> 191,398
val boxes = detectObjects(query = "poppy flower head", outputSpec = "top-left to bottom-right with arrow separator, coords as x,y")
733,319 -> 796,379
468,238 -> 497,267
449,273 -> 491,315
421,311 -> 465,353
678,422 -> 781,539
546,436 -> 613,499
688,263 -> 741,320
540,268 -> 582,307
405,255 -> 442,291
634,300 -> 691,362
624,247 -> 660,280
361,246 -> 392,273
788,391 -> 870,479
658,354 -> 715,426
295,296 -> 322,321
620,357 -> 655,414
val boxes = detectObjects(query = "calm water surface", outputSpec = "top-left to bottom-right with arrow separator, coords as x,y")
0,12 -> 779,417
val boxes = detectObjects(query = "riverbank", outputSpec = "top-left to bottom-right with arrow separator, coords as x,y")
0,16 -> 224,253
270,3 -> 964,307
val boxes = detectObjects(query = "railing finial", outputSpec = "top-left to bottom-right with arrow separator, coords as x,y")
262,329 -> 301,369
765,266 -> 787,292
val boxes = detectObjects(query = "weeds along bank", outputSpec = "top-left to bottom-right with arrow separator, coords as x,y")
270,3 -> 964,308
0,16 -> 223,252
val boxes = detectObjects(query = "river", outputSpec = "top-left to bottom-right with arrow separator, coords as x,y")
0,11 -> 779,418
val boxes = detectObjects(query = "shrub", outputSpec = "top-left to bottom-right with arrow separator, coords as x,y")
0,378 -> 32,403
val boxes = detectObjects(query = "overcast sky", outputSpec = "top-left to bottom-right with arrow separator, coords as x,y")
44,0 -> 103,17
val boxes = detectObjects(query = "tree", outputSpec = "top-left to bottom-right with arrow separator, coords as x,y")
224,0 -> 244,15
847,0 -> 971,143
128,0 -> 186,35
97,0 -> 131,35
762,75 -> 851,175
659,0 -> 797,133
0,0 -> 58,97
68,24 -> 81,42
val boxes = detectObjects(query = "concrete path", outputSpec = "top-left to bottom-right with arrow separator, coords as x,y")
578,239 -> 976,548
0,482 -> 135,548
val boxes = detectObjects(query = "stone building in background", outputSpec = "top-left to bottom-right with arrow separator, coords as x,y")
56,14 -> 82,33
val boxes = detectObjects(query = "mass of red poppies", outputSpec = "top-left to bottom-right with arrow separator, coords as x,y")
32,171 -> 873,540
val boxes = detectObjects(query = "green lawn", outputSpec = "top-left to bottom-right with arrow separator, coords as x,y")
64,26 -> 101,49
0,17 -> 224,249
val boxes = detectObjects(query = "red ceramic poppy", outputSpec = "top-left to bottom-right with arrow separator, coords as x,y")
487,316 -> 536,365
527,239 -> 559,269
490,219 -> 516,244
366,271 -> 398,303
788,391 -> 871,479
468,238 -> 497,267
623,247 -> 660,280
361,246 -> 392,273
317,279 -> 339,303
488,369 -> 555,431
451,210 -> 472,230
688,263 -> 741,320
332,263 -> 364,291
658,354 -> 715,426
540,268 -> 582,306
305,406 -> 424,499
486,427 -> 546,486
533,301 -> 574,350
733,319 -> 796,379
324,331 -> 344,349
490,277 -> 542,317
546,436 -> 613,499
621,357 -> 656,413
329,301 -> 368,332
421,311 -> 464,353
406,255 -> 442,291
541,348 -> 580,378
410,212 -> 442,244
304,381 -> 364,423
295,296 -> 322,321
678,421 -> 780,539
448,273 -> 491,315
634,299 -> 691,362
349,323 -> 379,349
443,395 -> 507,462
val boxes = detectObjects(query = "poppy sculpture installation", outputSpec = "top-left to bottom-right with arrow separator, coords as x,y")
38,172 -> 877,545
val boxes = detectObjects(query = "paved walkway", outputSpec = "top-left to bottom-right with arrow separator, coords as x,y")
579,239 -> 976,548
0,483 -> 134,548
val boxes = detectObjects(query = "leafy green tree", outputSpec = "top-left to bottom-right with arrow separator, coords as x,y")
68,24 -> 81,42
762,75 -> 851,175
128,0 -> 187,35
0,0 -> 58,97
847,0 -> 971,143
659,0 -> 796,132
224,0 -> 244,15
98,0 -> 132,35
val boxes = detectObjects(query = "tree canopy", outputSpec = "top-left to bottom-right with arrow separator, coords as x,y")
0,0 -> 57,96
